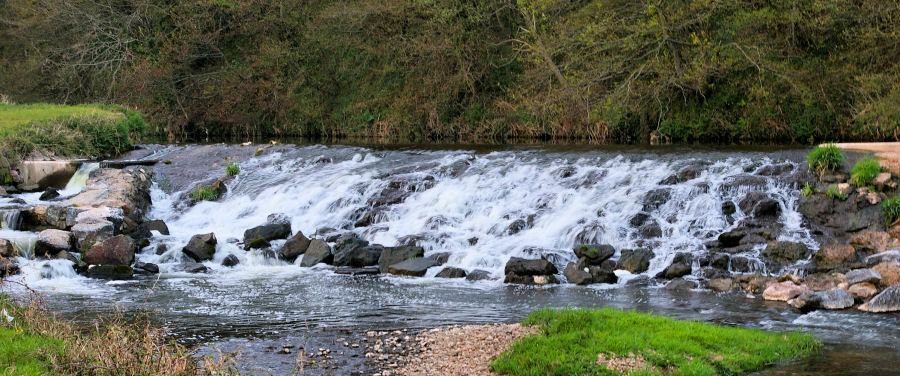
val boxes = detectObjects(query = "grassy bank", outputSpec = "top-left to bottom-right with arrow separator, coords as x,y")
0,294 -> 235,375
491,308 -> 821,376
0,103 -> 147,181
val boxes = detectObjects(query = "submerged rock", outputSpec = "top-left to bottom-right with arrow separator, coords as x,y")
504,257 -> 558,276
435,267 -> 467,278
859,285 -> 900,312
666,278 -> 697,291
182,233 -> 217,262
706,278 -> 733,292
588,267 -> 617,284
427,252 -> 452,265
387,257 -> 440,277
133,261 -> 159,274
243,213 -> 292,246
465,269 -> 492,281
222,254 -> 240,267
39,188 -> 60,201
86,264 -> 133,280
172,262 -> 208,273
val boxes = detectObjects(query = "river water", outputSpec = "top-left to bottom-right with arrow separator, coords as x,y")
2,144 -> 898,374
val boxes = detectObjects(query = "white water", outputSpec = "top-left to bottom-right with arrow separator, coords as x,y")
16,162 -> 99,204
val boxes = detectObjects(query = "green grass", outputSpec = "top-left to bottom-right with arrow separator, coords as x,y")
0,103 -> 120,135
826,185 -> 848,201
884,197 -> 900,226
850,158 -> 881,187
807,144 -> 845,176
0,326 -> 63,376
225,163 -> 240,177
801,183 -> 815,197
189,186 -> 220,201
491,308 -> 821,376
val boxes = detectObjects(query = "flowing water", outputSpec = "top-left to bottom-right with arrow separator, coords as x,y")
2,144 -> 898,374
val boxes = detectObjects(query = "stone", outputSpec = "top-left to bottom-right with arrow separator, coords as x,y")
743,274 -> 776,294
872,172 -> 892,191
133,262 -> 159,274
0,259 -> 20,277
39,188 -> 60,201
504,257 -> 558,276
34,229 -> 74,257
172,262 -> 208,273
387,257 -> 440,277
844,269 -> 882,286
629,213 -> 650,227
335,244 -> 383,267
75,207 -> 125,229
182,233 -> 217,262
871,261 -> 900,288
837,183 -> 853,196
865,250 -> 900,267
279,231 -> 311,262
706,278 -> 733,292
721,201 -> 736,216
222,254 -> 240,267
804,273 -> 846,291
753,199 -> 781,218
573,244 -> 615,265
155,244 -> 168,255
71,220 -> 115,251
299,239 -> 332,267
850,232 -> 898,253
665,278 -> 697,291
638,222 -> 662,238
564,262 -> 593,285
618,248 -> 654,273
848,283 -> 878,301
85,264 -> 133,280
763,281 -> 807,301
0,239 -> 20,258
427,252 -> 451,265
858,285 -> 900,312
131,220 -> 170,240
334,266 -> 379,275
245,237 -> 270,249
465,269 -> 492,281
813,244 -> 857,271
788,291 -> 822,312
378,246 -> 425,272
642,188 -> 671,211
717,231 -> 745,248
435,267 -> 467,278
532,275 -> 559,285
659,253 -> 692,279
818,289 -> 855,310
83,235 -> 135,265
763,241 -> 811,264
709,253 -> 730,270
243,214 -> 292,245
588,267 -> 617,284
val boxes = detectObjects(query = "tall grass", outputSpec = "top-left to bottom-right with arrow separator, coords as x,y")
851,158 -> 881,186
807,144 -> 845,176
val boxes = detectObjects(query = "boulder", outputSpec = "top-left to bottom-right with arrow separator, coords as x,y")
279,231 -> 311,262
564,262 -> 592,285
872,172 -> 892,191
638,222 -> 662,238
642,188 -> 671,211
709,253 -> 730,270
75,207 -> 125,230
504,257 -> 558,276
706,278 -> 734,292
435,267 -> 467,278
131,220 -> 170,240
845,269 -> 882,286
850,232 -> 898,253
804,273 -> 846,291
763,281 -> 807,301
335,244 -> 383,267
245,237 -> 270,249
658,253 -> 692,279
71,221 -> 115,251
848,283 -> 878,301
871,261 -> 900,288
155,244 -> 168,255
465,269 -> 492,281
588,267 -> 618,284
83,235 -> 135,265
387,257 -> 440,277
753,199 -> 781,218
85,264 -> 133,280
742,274 -> 777,294
858,285 -> 900,312
788,291 -> 822,312
378,246 -> 425,272
0,239 -> 20,258
573,244 -> 616,265
39,188 -> 60,201
666,278 -> 697,291
172,262 -> 208,273
182,233 -> 217,262
222,254 -> 240,267
722,201 -> 736,216
865,250 -> 900,267
818,289 -> 855,310
813,244 -> 857,271
618,248 -> 654,273
299,239 -> 332,267
763,241 -> 811,264
243,214 -> 292,245
334,266 -> 380,275
428,252 -> 452,265
717,231 -> 745,248
34,229 -> 74,257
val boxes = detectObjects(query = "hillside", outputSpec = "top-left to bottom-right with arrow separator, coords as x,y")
1,0 -> 898,143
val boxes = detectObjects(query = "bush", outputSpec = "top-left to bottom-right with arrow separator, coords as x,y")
225,163 -> 240,177
884,197 -> 900,226
807,144 -> 845,175
851,158 -> 881,186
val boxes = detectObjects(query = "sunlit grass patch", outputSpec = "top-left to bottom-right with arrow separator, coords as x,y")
0,103 -> 120,135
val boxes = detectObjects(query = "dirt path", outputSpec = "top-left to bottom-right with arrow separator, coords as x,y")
833,143 -> 900,175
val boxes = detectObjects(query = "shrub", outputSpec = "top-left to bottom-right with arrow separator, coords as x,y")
884,197 -> 900,226
850,158 -> 881,186
826,185 -> 847,200
225,163 -> 240,177
807,144 -> 845,175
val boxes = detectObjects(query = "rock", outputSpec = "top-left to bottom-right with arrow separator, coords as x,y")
387,257 -> 440,277
618,248 -> 654,273
845,269 -> 882,286
245,237 -> 270,249
804,273 -> 845,291
700,267 -> 731,280
722,201 -> 736,216
660,261 -> 691,279
132,220 -> 170,240
859,285 -> 900,312
155,244 -> 168,255
848,283 -> 878,301
0,239 -> 20,258
814,244 -> 857,271
334,266 -> 379,275
638,222 -> 662,238
335,244 -> 383,267
34,229 -> 74,257
642,188 -> 671,211
788,291 -> 822,312
865,250 -> 900,267
243,214 -> 292,245
564,262 -> 593,285
778,273 -> 804,284
39,188 -> 60,201
706,278 -> 733,292
850,232 -> 898,253
629,213 -> 650,227
723,174 -> 768,190
435,267 -> 467,278
172,262 -> 208,273
85,264 -> 133,279
573,244 -> 615,265
83,235 -> 135,265
763,281 -> 807,301
717,231 -> 745,248
133,262 -> 159,274
427,252 -> 451,265
665,278 -> 697,291
279,231 -> 311,262
299,239 -> 332,267
872,172 -> 892,191
752,199 -> 781,219
763,241 -> 811,264
818,289 -> 855,310
71,221 -> 115,251
743,274 -> 777,294
836,183 -> 853,196
871,261 -> 900,288
222,254 -> 240,267
709,253 -> 730,270
75,207 -> 125,230
504,257 -> 558,276
0,259 -> 20,277
378,246 -> 425,272
182,233 -> 217,262
532,275 -> 559,285
588,267 -> 617,284
465,269 -> 492,281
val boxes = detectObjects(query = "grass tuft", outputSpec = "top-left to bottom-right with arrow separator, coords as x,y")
884,197 -> 900,226
188,186 -> 220,201
826,185 -> 847,201
225,163 -> 240,177
491,308 -> 821,376
807,144 -> 845,176
850,158 -> 881,187
801,182 -> 815,197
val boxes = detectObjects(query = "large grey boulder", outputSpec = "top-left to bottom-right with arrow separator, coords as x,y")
75,207 -> 125,230
83,235 -> 135,265
573,244 -> 615,265
299,239 -> 332,267
243,213 -> 292,245
279,231 -> 311,262
182,233 -> 217,262
818,289 -> 855,310
859,285 -> 900,313
34,229 -> 74,257
378,246 -> 425,272
504,257 -> 558,276
387,257 -> 440,277
763,241 -> 811,264
619,248 -> 654,273
845,269 -> 882,286
72,221 -> 115,251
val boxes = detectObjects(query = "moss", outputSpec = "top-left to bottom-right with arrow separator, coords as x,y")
247,237 -> 270,249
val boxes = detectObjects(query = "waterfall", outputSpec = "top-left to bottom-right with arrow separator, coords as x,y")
0,209 -> 22,230
59,162 -> 100,196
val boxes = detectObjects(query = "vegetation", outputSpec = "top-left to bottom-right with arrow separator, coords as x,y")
491,308 -> 821,376
225,163 -> 240,177
2,1 -> 899,143
188,186 -> 220,201
0,293 -> 237,375
808,144 -> 845,175
884,197 -> 900,226
801,183 -> 815,197
851,158 -> 882,187
826,185 -> 847,201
